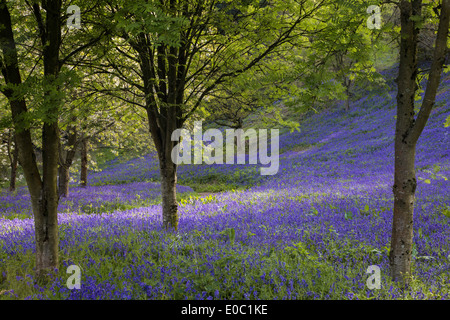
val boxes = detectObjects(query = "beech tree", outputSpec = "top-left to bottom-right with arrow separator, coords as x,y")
94,0 -> 329,230
389,0 -> 449,283
0,0 -> 64,278
0,0 -> 109,277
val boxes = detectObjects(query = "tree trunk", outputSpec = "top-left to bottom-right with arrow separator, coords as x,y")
345,78 -> 352,111
389,0 -> 421,284
80,138 -> 88,187
9,142 -> 18,192
390,143 -> 417,282
389,0 -> 450,284
6,131 -> 19,192
138,32 -> 183,231
35,0 -> 62,278
36,122 -> 60,278
159,161 -> 178,230
58,126 -> 77,197
58,165 -> 70,197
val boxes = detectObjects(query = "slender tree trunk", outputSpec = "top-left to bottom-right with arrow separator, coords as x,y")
389,0 -> 421,284
36,122 -> 60,277
9,142 -> 18,192
161,46 -> 181,230
58,126 -> 78,197
390,142 -> 417,282
390,0 -> 450,283
159,160 -> 178,230
58,165 -> 70,197
6,131 -> 19,192
80,138 -> 88,187
33,0 -> 63,278
345,92 -> 350,111
345,78 -> 352,111
138,35 -> 182,231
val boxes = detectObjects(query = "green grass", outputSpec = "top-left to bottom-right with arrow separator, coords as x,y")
181,182 -> 247,193
69,191 -> 201,215
0,230 -> 365,300
178,168 -> 257,193
2,225 -> 449,300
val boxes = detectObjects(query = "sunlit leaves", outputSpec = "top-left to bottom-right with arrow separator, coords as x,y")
114,1 -> 188,48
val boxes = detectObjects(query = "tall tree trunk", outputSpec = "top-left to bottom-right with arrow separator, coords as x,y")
37,122 -> 60,277
35,0 -> 62,278
58,165 -> 70,197
159,159 -> 178,230
345,91 -> 350,111
58,125 -> 78,197
138,35 -> 182,231
6,131 -> 19,192
9,139 -> 18,192
345,78 -> 352,111
390,0 -> 450,284
80,138 -> 88,187
391,143 -> 417,282
390,0 -> 422,284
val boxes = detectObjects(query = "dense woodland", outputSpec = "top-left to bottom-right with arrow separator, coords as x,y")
1,0 -> 450,301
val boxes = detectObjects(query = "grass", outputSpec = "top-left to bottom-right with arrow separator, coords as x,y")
1,223 -> 449,300
182,182 -> 247,193
178,169 -> 257,193
0,229 -> 369,300
68,191 -> 202,215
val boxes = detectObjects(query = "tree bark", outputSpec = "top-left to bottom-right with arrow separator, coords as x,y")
37,121 -> 60,278
391,143 -> 417,282
35,0 -> 62,278
390,0 -> 422,284
58,165 -> 70,197
136,27 -> 183,231
6,131 -> 19,192
159,161 -> 178,230
58,125 -> 78,197
390,0 -> 450,284
345,82 -> 351,111
80,138 -> 88,187
9,139 -> 18,192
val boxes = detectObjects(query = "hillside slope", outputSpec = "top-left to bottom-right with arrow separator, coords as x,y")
1,71 -> 449,300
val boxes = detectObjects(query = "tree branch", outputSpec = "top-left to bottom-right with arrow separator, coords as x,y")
408,0 -> 450,144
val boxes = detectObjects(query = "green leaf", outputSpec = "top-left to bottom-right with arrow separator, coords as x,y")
409,15 -> 422,22
442,207 -> 450,218
445,115 -> 450,128
229,228 -> 235,243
